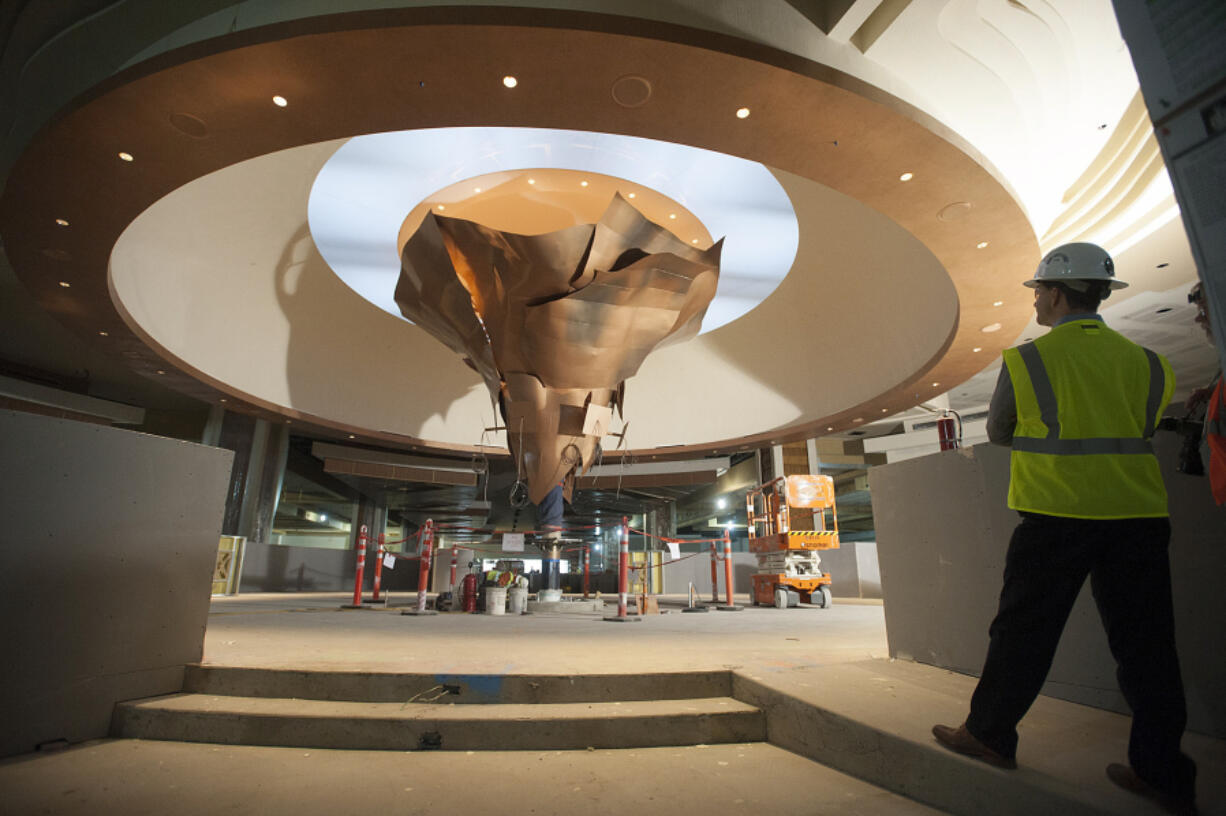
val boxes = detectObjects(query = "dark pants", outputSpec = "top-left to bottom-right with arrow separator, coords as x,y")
966,512 -> 1195,799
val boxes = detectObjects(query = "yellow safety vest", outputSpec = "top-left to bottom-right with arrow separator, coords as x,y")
1002,319 -> 1174,519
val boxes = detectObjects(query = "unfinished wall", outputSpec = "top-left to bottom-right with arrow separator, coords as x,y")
662,552 -> 758,602
871,437 -> 1226,738
0,410 -> 233,757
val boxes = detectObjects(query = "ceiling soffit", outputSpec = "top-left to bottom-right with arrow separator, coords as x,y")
0,8 -> 1038,455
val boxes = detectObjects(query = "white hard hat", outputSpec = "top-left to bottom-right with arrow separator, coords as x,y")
1024,242 -> 1127,291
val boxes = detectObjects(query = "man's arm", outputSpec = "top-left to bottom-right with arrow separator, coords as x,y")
986,366 -> 1016,446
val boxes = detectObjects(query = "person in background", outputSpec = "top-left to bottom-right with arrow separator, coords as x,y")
1185,282 -> 1224,505
932,243 -> 1197,816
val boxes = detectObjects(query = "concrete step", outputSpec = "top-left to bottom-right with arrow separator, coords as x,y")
112,694 -> 765,751
0,739 -> 948,816
184,663 -> 731,703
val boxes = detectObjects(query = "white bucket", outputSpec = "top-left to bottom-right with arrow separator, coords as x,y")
507,586 -> 528,614
484,586 -> 507,615
537,588 -> 563,603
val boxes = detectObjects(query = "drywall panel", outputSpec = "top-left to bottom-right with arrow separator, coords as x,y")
0,410 -> 233,757
241,540 -> 352,593
871,437 -> 1226,738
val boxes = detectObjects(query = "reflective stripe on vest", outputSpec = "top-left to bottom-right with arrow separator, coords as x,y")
1003,320 -> 1173,519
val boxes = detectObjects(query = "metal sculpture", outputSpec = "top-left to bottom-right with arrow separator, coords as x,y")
396,193 -> 722,504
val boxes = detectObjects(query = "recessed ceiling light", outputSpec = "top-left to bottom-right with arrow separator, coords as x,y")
977,241 -> 989,249
691,238 -> 699,244
473,187 -> 482,193
272,95 -> 288,107
627,192 -> 636,199
668,213 -> 676,219
826,426 -> 833,431
993,300 -> 1004,307
881,408 -> 889,413
853,417 -> 864,423
981,323 -> 1002,333
348,434 -> 356,439
58,281 -> 70,287
503,76 -> 518,88
736,107 -> 750,119
55,218 -> 69,226
436,204 -> 445,211
156,370 -> 166,375
219,398 -> 227,402
118,152 -> 134,162
527,178 -> 536,185
580,180 -> 588,187
973,346 -> 983,352
932,382 -> 940,387
899,172 -> 914,182
98,331 -> 108,336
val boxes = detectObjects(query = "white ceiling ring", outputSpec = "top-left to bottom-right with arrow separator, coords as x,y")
307,127 -> 800,334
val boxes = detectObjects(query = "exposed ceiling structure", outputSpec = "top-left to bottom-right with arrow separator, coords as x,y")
0,1 -> 1216,532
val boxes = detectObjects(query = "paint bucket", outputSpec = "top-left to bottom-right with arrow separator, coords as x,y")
537,588 -> 562,603
484,586 -> 507,615
507,586 -> 528,614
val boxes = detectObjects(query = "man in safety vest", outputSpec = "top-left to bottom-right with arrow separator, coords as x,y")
932,243 -> 1198,815
1186,282 -> 1224,505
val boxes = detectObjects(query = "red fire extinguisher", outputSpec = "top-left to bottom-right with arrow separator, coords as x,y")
937,411 -> 961,451
461,573 -> 479,613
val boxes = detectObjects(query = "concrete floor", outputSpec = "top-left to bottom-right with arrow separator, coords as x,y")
200,592 -> 890,674
3,593 -> 1223,816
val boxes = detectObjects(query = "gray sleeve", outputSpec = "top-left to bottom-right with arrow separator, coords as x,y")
986,366 -> 1016,447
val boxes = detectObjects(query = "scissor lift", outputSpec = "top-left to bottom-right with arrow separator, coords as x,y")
747,474 -> 840,609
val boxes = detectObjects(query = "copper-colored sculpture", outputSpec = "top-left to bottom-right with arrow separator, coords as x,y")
396,194 -> 722,504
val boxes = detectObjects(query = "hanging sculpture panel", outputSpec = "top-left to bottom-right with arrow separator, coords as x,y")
396,193 -> 722,504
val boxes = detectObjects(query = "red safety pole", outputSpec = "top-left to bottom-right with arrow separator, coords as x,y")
582,545 -> 590,599
710,541 -> 719,603
350,524 -> 368,607
722,529 -> 735,607
618,516 -> 629,618
369,532 -> 385,602
415,520 -> 434,613
449,546 -> 458,590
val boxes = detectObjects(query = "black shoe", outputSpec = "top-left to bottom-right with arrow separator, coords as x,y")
1106,763 -> 1198,816
932,723 -> 1017,769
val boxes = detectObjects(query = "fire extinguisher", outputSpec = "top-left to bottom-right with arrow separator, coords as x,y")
461,573 -> 479,613
937,411 -> 962,451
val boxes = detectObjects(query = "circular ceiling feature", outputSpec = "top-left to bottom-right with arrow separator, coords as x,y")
308,127 -> 799,334
168,113 -> 209,139
1,11 -> 1041,455
937,201 -> 972,221
611,75 -> 652,108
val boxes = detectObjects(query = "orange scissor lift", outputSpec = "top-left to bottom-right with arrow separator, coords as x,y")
746,474 -> 840,609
